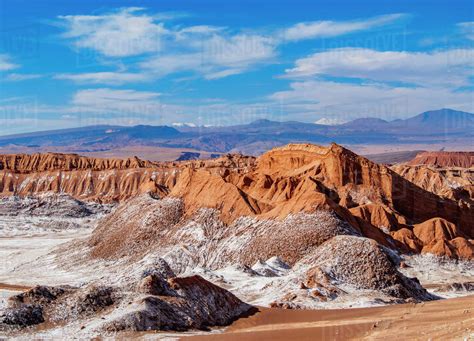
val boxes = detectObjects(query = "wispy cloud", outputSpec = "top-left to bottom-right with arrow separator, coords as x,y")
273,43 -> 474,121
73,88 -> 160,102
57,8 -> 405,82
4,73 -> 42,81
55,72 -> 150,85
0,54 -> 18,71
270,79 -> 474,121
70,88 -> 162,115
283,47 -> 474,87
281,13 -> 407,42
140,34 -> 276,79
457,21 -> 474,41
59,8 -> 169,57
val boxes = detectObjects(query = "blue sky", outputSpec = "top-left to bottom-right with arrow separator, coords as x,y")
0,0 -> 473,134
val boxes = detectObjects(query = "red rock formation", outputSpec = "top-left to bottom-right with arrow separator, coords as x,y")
412,218 -> 474,259
1,143 -> 473,259
391,228 -> 423,253
0,153 -> 158,173
392,164 -> 473,204
349,204 -> 404,231
407,151 -> 474,168
0,153 -> 255,202
413,218 -> 465,245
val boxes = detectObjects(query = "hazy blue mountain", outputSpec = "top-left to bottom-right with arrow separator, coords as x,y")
0,109 -> 471,154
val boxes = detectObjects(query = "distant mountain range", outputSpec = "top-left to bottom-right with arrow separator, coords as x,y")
0,108 -> 472,155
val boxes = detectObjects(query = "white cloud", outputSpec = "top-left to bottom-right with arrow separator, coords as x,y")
71,88 -> 162,115
177,25 -> 224,35
458,22 -> 474,41
270,80 -> 474,121
141,34 -> 276,79
59,8 -> 276,80
59,8 -> 169,57
73,88 -> 160,102
4,73 -> 42,81
203,34 -> 276,68
55,72 -> 149,85
139,53 -> 202,77
205,68 -> 244,80
284,48 -> 474,87
0,55 -> 18,71
281,13 -> 406,42
57,8 -> 408,82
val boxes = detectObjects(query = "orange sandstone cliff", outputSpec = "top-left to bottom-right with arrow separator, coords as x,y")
1,144 -> 473,259
407,151 -> 474,168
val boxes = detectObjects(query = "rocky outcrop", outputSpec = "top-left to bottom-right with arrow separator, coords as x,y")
167,143 -> 472,237
392,164 -> 473,204
104,275 -> 252,332
412,218 -> 474,259
0,259 -> 253,334
407,151 -> 474,168
349,204 -> 404,232
0,153 -> 158,173
389,218 -> 474,259
0,153 -> 254,202
301,236 -> 434,301
1,143 -> 473,258
0,193 -> 108,217
87,194 -> 357,266
78,196 -> 438,313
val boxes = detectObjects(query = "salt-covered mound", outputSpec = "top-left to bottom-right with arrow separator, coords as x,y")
166,208 -> 358,270
86,194 -> 357,268
301,236 -> 434,302
0,193 -> 108,217
407,151 -> 474,168
0,259 -> 253,335
105,275 -> 252,332
88,195 -> 184,259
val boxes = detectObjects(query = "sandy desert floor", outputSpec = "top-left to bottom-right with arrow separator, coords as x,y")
2,282 -> 472,340
1,215 -> 473,340
186,295 -> 474,341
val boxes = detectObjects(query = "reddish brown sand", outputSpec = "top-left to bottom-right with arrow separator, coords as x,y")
0,283 -> 31,291
187,295 -> 474,340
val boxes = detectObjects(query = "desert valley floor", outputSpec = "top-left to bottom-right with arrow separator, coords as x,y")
0,144 -> 473,339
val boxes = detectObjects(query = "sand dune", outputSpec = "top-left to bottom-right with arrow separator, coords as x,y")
188,295 -> 474,340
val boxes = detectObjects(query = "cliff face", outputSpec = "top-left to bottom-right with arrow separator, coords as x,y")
0,153 -> 255,202
0,153 -> 159,173
1,144 -> 473,258
0,153 -> 167,202
407,151 -> 474,168
397,151 -> 473,206
392,164 -> 474,204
